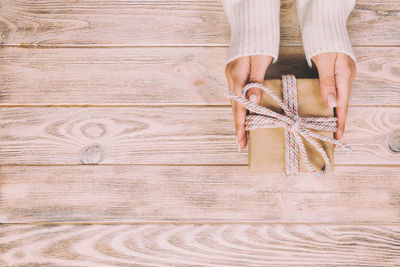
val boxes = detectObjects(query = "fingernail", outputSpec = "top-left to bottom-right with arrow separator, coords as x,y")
326,94 -> 337,108
249,94 -> 257,103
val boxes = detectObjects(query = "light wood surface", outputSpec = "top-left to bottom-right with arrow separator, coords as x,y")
0,0 -> 398,46
0,46 -> 399,106
1,223 -> 399,266
0,106 -> 399,165
1,0 -> 399,265
1,165 -> 400,223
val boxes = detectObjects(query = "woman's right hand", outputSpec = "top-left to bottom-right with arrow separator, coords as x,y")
225,55 -> 273,152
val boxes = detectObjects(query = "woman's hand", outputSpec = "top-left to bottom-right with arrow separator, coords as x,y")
225,55 -> 273,151
311,52 -> 357,141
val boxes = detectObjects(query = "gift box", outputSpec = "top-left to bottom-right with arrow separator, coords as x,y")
247,77 -> 335,174
225,74 -> 351,176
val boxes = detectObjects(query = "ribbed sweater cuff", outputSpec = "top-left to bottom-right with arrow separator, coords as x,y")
297,0 -> 357,68
222,0 -> 280,68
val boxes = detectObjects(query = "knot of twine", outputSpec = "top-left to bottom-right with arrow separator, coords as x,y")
225,74 -> 352,176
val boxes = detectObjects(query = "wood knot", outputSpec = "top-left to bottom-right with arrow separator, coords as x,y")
80,144 -> 103,164
386,129 -> 400,153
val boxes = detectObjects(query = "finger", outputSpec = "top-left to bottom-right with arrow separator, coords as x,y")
227,90 -> 244,152
228,57 -> 250,151
232,77 -> 248,151
225,62 -> 242,151
246,55 -> 272,104
334,86 -> 349,141
334,54 -> 356,141
313,52 -> 338,108
231,95 -> 247,151
225,62 -> 233,94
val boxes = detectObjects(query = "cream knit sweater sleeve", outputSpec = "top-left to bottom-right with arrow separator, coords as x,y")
297,0 -> 357,67
221,0 -> 280,67
222,0 -> 357,68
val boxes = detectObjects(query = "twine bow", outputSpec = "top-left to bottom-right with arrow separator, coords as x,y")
225,74 -> 352,176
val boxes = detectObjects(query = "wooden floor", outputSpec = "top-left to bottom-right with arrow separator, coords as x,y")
1,0 -> 400,266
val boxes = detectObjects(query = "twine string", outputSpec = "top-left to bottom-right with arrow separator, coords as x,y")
224,74 -> 352,176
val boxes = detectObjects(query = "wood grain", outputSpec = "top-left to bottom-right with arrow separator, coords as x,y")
0,0 -> 399,265
0,106 -> 399,165
1,223 -> 400,266
0,46 -> 399,106
1,165 -> 400,223
0,0 -> 398,46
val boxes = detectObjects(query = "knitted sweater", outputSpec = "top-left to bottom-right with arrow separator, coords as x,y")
221,0 -> 357,68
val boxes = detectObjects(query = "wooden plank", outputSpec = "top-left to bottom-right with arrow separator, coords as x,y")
1,165 -> 400,223
1,223 -> 399,266
0,0 -> 398,46
0,46 -> 399,106
0,106 -> 399,165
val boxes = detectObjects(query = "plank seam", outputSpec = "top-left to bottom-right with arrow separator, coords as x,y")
3,221 -> 400,226
1,105 -> 400,108
0,164 -> 400,167
1,44 -> 399,48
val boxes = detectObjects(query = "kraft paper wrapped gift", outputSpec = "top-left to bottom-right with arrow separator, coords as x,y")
247,78 -> 335,173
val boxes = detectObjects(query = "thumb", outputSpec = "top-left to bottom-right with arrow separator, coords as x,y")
246,84 -> 263,104
319,74 -> 337,108
247,55 -> 272,104
314,53 -> 338,108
